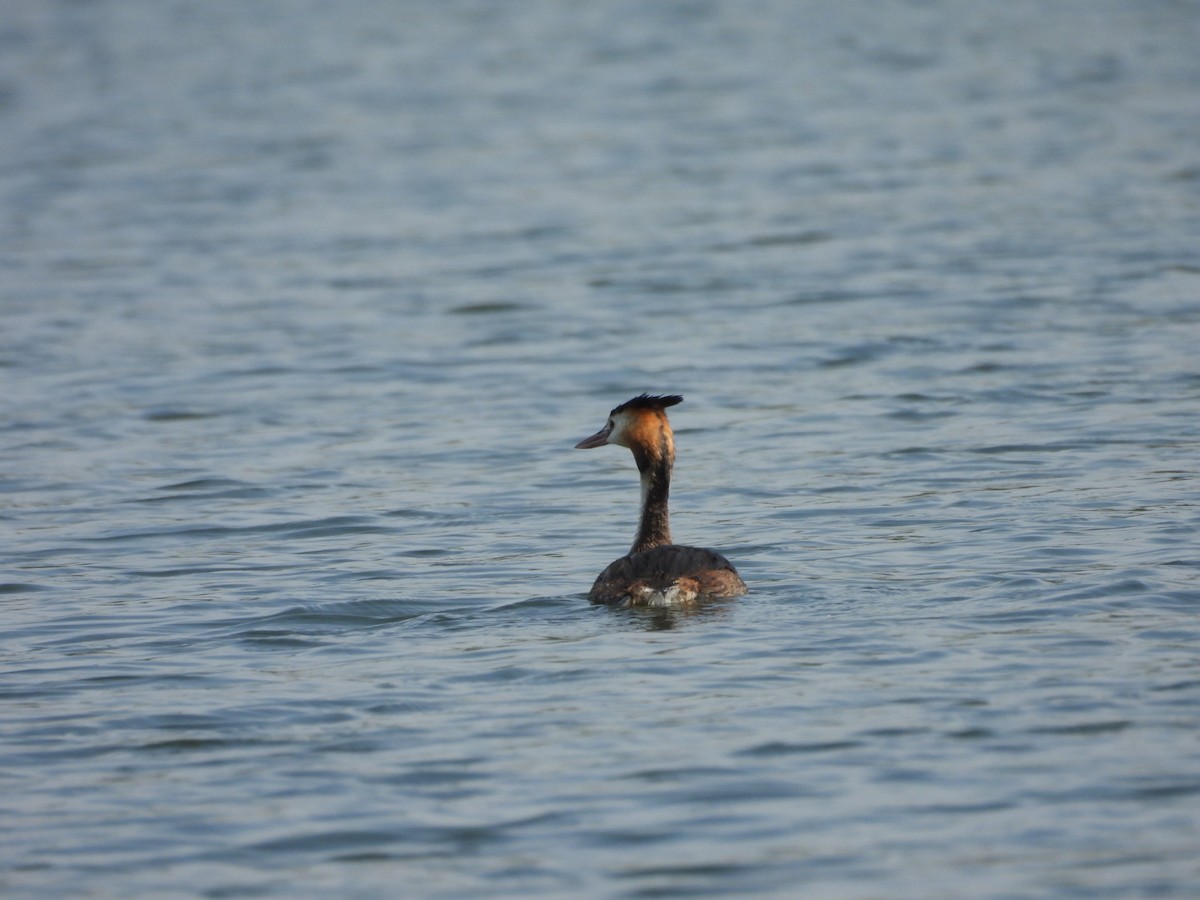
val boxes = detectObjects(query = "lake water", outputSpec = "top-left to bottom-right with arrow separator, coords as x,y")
3,1 -> 1199,896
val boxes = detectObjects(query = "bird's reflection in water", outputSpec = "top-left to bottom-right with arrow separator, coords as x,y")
602,598 -> 737,631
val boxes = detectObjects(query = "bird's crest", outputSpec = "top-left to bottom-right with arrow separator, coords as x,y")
610,394 -> 683,416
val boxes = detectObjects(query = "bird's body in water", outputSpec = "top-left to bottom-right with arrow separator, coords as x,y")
574,394 -> 747,607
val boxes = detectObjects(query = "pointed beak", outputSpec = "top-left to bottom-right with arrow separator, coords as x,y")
574,425 -> 611,449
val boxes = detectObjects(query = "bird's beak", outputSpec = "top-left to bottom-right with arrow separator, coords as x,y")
574,425 -> 611,449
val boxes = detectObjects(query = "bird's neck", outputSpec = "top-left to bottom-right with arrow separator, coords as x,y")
631,444 -> 673,553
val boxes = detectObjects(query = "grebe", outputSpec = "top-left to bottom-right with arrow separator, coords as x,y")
575,394 -> 747,607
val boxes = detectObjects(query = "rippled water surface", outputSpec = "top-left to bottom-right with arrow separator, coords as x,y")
3,1 -> 1200,896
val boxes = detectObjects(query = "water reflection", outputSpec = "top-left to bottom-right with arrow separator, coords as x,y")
602,599 -> 739,631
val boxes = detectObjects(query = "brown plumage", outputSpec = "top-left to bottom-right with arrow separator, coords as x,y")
574,394 -> 747,607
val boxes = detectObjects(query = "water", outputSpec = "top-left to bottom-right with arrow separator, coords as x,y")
3,0 -> 1199,896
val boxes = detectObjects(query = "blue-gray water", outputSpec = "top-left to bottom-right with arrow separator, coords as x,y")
3,1 -> 1200,896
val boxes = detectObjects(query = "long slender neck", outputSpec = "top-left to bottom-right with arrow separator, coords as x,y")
631,440 -> 673,553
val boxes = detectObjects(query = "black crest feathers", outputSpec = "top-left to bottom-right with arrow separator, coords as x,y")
611,393 -> 684,415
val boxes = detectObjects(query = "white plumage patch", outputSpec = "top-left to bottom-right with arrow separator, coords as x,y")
622,582 -> 699,608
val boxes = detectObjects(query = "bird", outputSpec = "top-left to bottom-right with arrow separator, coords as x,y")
574,393 -> 747,607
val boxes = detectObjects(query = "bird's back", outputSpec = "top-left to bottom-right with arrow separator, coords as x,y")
588,544 -> 747,607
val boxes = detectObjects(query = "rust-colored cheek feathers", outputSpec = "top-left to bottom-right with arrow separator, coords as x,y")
619,410 -> 674,462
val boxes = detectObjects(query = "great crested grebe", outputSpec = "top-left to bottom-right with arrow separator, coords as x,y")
575,394 -> 747,607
